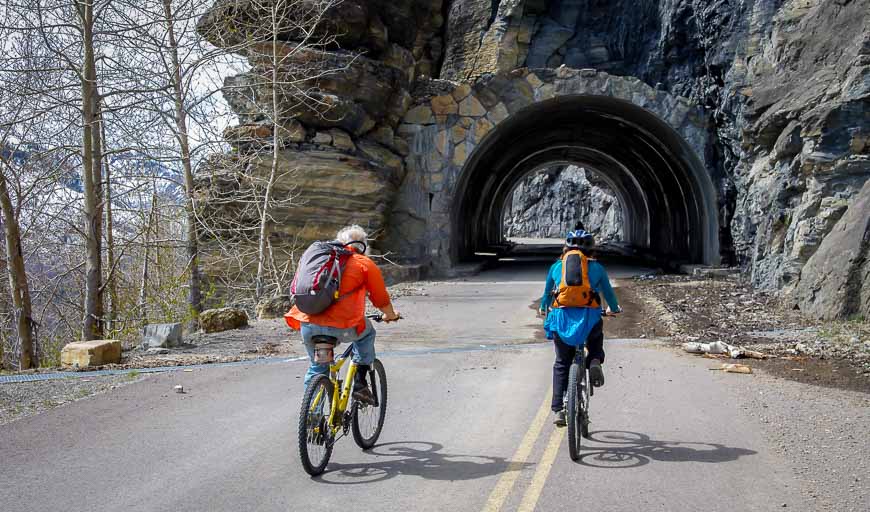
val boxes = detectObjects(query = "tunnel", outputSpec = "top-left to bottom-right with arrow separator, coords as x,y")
451,95 -> 719,266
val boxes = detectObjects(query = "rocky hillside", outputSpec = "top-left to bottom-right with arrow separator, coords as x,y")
503,165 -> 623,240
197,0 -> 869,320
194,0 -> 445,291
438,0 -> 869,319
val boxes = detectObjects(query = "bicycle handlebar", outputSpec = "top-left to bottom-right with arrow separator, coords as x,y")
366,313 -> 402,323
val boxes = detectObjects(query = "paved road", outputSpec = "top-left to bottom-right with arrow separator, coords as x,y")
1,264 -> 801,511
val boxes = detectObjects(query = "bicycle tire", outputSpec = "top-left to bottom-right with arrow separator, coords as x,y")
567,362 -> 582,461
298,374 -> 334,476
352,359 -> 387,450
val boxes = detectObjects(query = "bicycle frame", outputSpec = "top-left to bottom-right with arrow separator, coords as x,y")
576,345 -> 593,397
308,344 -> 358,437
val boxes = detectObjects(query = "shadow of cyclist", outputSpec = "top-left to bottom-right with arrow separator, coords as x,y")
575,431 -> 758,469
316,441 -> 532,484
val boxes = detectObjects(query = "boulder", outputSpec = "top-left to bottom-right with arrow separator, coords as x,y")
256,295 -> 294,320
61,340 -> 121,368
141,323 -> 183,349
200,308 -> 249,334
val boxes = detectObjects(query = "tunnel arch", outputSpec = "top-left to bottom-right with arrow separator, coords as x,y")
390,68 -> 719,271
454,94 -> 717,264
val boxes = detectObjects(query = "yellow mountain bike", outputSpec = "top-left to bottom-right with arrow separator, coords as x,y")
297,315 -> 389,476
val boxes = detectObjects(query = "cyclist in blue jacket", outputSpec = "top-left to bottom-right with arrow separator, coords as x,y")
539,230 -> 621,426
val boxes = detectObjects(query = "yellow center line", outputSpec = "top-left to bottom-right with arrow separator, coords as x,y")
481,391 -> 552,512
517,426 -> 566,512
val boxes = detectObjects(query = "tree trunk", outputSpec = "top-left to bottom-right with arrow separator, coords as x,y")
255,12 -> 282,301
140,187 -> 158,327
0,171 -> 35,369
163,0 -> 202,317
78,0 -> 104,340
102,119 -> 117,335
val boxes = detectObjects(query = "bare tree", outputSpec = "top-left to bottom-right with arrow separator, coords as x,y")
161,0 -> 204,318
0,151 -> 37,369
0,0 -> 354,363
101,0 -> 244,320
195,0 -> 350,302
79,0 -> 110,340
2,0 -> 179,342
0,29 -> 65,368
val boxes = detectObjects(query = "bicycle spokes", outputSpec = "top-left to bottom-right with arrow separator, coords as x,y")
299,376 -> 334,475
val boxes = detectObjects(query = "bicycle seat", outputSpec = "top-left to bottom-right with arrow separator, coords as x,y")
311,335 -> 337,345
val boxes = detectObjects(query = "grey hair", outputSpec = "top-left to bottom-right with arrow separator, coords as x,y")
336,225 -> 368,247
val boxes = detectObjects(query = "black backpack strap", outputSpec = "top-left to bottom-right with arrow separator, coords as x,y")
333,250 -> 364,302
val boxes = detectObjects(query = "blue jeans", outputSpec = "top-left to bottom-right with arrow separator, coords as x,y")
300,321 -> 376,387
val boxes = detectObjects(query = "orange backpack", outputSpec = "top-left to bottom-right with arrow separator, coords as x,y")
552,250 -> 601,309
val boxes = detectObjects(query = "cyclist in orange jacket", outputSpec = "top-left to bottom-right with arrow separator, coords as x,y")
286,225 -> 400,404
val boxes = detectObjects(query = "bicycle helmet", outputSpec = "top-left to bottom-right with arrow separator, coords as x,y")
565,229 -> 595,250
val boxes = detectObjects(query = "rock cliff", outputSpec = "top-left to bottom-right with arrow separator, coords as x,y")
195,0 -> 444,293
198,0 -> 869,319
504,165 -> 623,240
436,0 -> 869,316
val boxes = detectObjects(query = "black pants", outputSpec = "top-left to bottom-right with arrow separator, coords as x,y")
551,320 -> 604,412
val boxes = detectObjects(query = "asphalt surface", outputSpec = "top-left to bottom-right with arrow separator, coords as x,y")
0,263 -> 808,511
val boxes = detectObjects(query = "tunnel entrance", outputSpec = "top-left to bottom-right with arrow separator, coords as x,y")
452,95 -> 718,266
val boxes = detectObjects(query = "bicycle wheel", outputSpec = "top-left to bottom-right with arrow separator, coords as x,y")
567,362 -> 582,461
352,359 -> 387,450
298,374 -> 334,476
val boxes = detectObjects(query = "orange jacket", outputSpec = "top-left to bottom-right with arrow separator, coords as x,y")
285,250 -> 391,334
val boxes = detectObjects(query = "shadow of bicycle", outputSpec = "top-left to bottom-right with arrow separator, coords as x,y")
316,441 -> 532,484
576,431 -> 758,469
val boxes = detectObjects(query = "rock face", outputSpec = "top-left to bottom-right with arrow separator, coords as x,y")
794,178 -> 870,320
198,0 -> 869,319
433,0 -> 870,315
195,0 -> 443,297
200,308 -> 249,334
196,148 -> 399,290
504,166 -> 623,240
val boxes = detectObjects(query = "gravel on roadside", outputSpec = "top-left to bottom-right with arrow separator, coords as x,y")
629,274 -> 870,392
0,281 -> 432,427
0,374 -> 144,426
727,366 -> 870,511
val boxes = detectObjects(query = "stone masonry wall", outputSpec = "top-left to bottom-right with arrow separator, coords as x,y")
388,68 -> 710,268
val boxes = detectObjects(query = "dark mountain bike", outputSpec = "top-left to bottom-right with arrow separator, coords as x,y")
565,343 -> 592,461
565,310 -> 618,461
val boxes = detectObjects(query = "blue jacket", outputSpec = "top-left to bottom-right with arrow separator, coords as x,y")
541,258 -> 619,347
